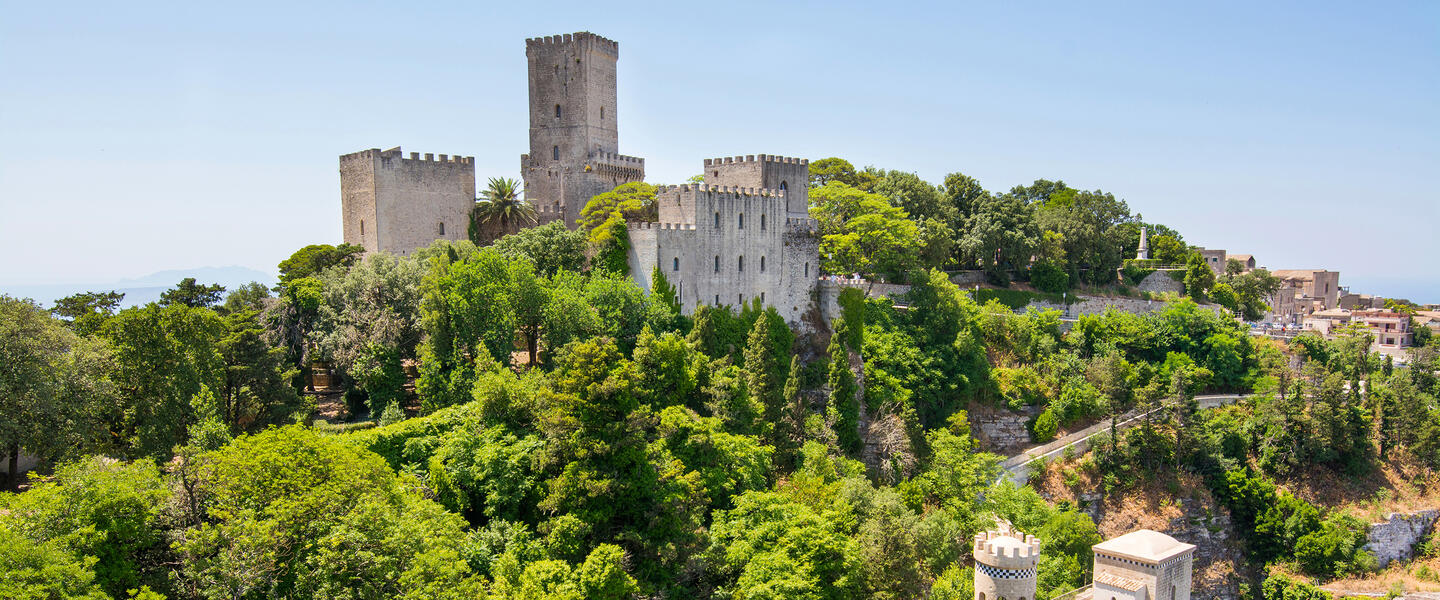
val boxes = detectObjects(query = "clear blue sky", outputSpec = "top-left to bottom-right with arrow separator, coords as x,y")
2,1 -> 1436,301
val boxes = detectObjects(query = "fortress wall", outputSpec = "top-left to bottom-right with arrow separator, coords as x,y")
373,151 -> 475,255
340,148 -> 475,255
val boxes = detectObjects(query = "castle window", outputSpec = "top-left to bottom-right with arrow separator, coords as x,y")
553,145 -> 559,160
738,213 -> 744,229
715,294 -> 719,305
761,291 -> 765,303
553,65 -> 559,75
714,256 -> 719,273
360,220 -> 365,235
555,104 -> 561,118
714,212 -> 720,228
673,257 -> 679,271
761,214 -> 766,230
760,256 -> 765,272
600,107 -> 604,119
713,170 -> 719,177
980,594 -> 986,600
438,222 -> 445,235
738,255 -> 744,272
780,180 -> 787,191
805,262 -> 809,277
739,293 -> 743,304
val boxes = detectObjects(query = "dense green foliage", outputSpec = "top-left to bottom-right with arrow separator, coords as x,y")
4,175 -> 1438,597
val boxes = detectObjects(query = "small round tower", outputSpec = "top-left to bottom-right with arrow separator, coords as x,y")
973,521 -> 1041,600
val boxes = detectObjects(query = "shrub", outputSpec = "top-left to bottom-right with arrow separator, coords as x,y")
1031,408 -> 1059,442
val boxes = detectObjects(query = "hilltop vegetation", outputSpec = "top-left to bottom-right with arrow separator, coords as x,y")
2,162 -> 1437,599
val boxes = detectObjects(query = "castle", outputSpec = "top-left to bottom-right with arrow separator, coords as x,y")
339,31 -> 820,327
973,523 -> 1194,600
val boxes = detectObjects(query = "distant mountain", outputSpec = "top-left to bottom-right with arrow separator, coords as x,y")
114,266 -> 276,289
1,266 -> 277,309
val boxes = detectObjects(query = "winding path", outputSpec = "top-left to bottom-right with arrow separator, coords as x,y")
995,394 -> 1248,486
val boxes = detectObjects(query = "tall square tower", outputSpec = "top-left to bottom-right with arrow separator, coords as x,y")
521,32 -> 645,227
339,146 -> 475,256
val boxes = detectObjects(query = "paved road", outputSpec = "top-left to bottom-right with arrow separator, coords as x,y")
995,394 -> 1247,486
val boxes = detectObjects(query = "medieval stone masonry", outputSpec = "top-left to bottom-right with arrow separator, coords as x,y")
339,31 -> 821,327
339,147 -> 475,255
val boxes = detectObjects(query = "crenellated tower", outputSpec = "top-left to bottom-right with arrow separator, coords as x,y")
521,32 -> 645,227
973,522 -> 1041,600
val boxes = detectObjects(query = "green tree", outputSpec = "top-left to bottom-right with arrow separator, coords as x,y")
871,169 -> 951,224
103,303 -> 227,458
808,157 -> 876,190
578,181 -> 657,242
470,177 -> 538,244
0,527 -> 109,600
418,247 -> 517,410
221,281 -> 272,314
1034,185 -> 1134,286
959,194 -> 1040,285
49,290 -> 124,336
220,308 -> 305,429
176,426 -> 481,597
1183,253 -> 1216,302
277,243 -> 365,286
0,297 -> 115,481
812,183 -> 921,278
0,457 -> 170,597
159,277 -> 226,308
312,252 -> 425,407
492,221 -> 587,276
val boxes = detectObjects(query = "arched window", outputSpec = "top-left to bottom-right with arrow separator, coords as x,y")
555,104 -> 561,118
673,257 -> 679,271
438,222 -> 445,235
738,213 -> 744,229
714,212 -> 720,228
552,145 -> 559,160
714,256 -> 719,273
805,262 -> 809,277
761,214 -> 766,230
713,170 -> 719,177
760,291 -> 765,303
738,255 -> 744,272
360,220 -> 365,235
780,180 -> 788,192
760,256 -> 766,272
979,594 -> 987,600
1172,586 -> 1177,600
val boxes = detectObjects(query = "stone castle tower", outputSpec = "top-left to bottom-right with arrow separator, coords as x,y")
974,522 -> 1041,600
339,147 -> 475,255
521,32 -> 645,227
626,154 -> 820,327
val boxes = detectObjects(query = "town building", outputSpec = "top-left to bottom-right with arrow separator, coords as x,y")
1268,269 -> 1341,324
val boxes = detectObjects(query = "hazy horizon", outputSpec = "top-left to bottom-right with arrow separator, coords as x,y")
2,1 -> 1436,302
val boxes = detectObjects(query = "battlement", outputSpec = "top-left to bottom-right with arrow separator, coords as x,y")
973,529 -> 1042,566
593,151 -> 644,166
627,221 -> 696,231
341,147 -> 473,165
654,183 -> 786,197
704,154 -> 809,167
525,32 -> 618,54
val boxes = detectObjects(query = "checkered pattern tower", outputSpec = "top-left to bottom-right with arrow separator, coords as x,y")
974,522 -> 1041,600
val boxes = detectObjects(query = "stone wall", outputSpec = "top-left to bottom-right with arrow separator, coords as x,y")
969,404 -> 1042,454
521,32 -> 644,226
627,183 -> 819,329
339,147 -> 475,256
1365,509 -> 1438,568
1137,270 -> 1185,295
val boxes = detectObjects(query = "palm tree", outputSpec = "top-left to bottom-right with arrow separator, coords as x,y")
469,177 -> 537,244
